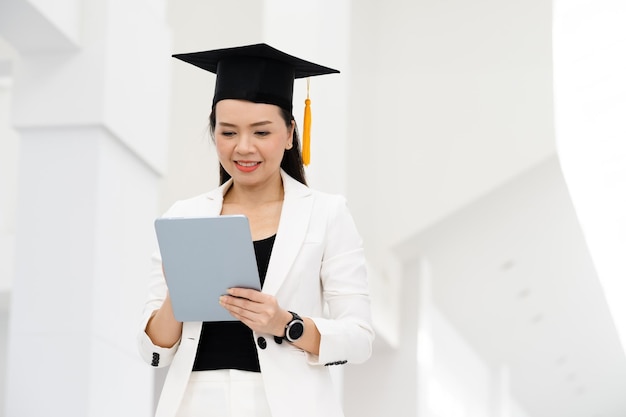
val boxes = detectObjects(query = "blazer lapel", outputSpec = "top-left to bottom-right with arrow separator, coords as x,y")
262,171 -> 313,296
204,179 -> 230,215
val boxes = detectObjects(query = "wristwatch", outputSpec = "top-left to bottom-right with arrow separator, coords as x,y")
284,311 -> 305,342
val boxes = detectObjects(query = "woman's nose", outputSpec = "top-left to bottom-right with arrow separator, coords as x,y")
235,134 -> 254,153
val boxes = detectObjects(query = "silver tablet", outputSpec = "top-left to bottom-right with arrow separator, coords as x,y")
154,215 -> 261,322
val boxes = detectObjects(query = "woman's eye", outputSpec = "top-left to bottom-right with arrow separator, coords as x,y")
220,131 -> 236,137
255,131 -> 270,137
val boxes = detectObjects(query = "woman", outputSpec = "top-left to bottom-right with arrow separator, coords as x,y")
138,43 -> 374,417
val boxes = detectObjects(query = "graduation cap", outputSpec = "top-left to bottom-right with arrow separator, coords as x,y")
172,43 -> 339,165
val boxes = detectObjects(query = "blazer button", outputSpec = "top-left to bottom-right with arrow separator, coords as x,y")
257,337 -> 267,349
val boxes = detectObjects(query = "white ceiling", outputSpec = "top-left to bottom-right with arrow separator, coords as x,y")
398,154 -> 626,417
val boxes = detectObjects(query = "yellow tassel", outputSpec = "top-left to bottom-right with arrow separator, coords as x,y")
302,78 -> 311,166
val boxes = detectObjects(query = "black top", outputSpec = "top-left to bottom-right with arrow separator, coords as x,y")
192,234 -> 276,372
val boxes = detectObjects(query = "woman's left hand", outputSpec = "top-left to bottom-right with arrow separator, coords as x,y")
219,288 -> 291,337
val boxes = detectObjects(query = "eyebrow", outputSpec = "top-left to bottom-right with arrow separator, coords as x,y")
218,120 -> 273,128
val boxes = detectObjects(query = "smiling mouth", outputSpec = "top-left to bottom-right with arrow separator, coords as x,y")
236,161 -> 260,167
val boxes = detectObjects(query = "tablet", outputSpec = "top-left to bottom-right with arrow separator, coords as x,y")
154,215 -> 261,322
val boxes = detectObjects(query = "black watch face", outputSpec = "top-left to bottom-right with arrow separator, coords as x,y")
288,321 -> 304,341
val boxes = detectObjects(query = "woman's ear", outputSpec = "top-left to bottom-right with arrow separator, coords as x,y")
286,120 -> 296,149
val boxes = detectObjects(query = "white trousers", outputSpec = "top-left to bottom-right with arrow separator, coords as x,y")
176,370 -> 272,417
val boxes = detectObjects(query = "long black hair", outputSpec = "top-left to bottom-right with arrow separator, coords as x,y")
209,105 -> 307,186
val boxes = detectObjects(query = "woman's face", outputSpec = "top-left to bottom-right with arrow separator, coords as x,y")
214,99 -> 294,190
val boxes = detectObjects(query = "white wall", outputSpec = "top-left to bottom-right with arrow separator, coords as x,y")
347,0 -> 555,268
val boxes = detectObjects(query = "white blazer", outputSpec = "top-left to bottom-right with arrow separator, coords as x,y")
137,171 -> 374,417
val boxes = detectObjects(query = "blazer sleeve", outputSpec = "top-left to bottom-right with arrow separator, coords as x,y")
136,204 -> 183,368
307,196 -> 375,366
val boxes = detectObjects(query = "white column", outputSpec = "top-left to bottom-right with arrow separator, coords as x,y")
1,1 -> 170,416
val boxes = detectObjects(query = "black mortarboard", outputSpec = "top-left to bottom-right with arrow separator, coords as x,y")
172,43 -> 339,112
172,43 -> 339,165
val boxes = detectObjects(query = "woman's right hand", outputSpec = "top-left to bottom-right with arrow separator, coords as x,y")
145,291 -> 183,349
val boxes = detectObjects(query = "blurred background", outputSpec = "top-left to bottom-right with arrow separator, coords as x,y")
0,0 -> 625,416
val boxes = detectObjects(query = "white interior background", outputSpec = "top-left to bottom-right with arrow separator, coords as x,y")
0,1 -> 625,417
